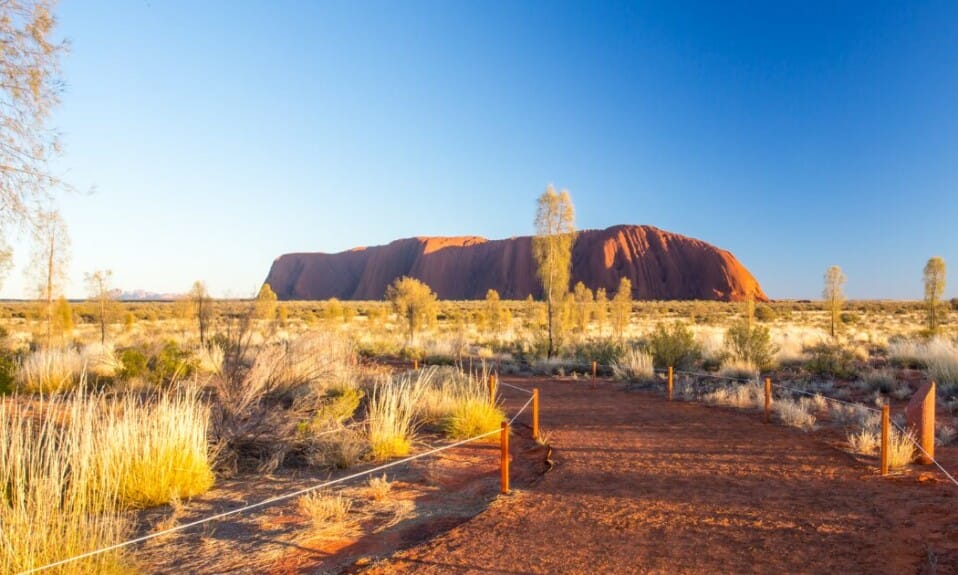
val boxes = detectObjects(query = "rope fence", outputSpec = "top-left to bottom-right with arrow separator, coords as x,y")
18,382 -> 539,575
585,361 -> 958,489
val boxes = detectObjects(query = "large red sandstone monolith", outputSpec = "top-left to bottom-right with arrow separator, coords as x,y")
905,381 -> 935,465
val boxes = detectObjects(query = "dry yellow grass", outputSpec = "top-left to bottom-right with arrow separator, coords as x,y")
0,395 -> 131,574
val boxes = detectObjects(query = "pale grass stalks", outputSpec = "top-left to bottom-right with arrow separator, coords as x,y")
703,382 -> 763,409
366,373 -> 426,460
775,399 -> 817,431
99,387 -> 215,508
366,473 -> 393,501
847,426 -> 880,455
611,347 -> 654,381
16,347 -> 87,393
81,342 -> 122,378
718,359 -> 759,381
297,490 -> 358,538
417,366 -> 504,440
888,428 -> 917,469
0,395 -> 131,574
889,338 -> 958,390
195,344 -> 225,375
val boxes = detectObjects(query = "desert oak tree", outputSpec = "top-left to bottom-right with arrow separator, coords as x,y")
190,280 -> 212,346
823,265 -> 846,338
0,1 -> 68,284
28,208 -> 68,345
386,276 -> 438,344
611,277 -> 632,340
532,185 -> 575,357
923,257 -> 946,334
84,269 -> 114,345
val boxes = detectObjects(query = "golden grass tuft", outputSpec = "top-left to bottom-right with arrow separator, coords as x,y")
365,473 -> 393,501
366,374 -> 424,460
16,347 -> 87,393
100,388 -> 215,508
0,395 -> 131,574
888,428 -> 917,469
297,490 -> 358,539
443,397 -> 504,440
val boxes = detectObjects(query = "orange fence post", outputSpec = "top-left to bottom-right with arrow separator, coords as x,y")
489,374 -> 497,404
881,404 -> 890,476
413,358 -> 418,370
668,366 -> 674,401
764,377 -> 771,424
592,361 -> 597,388
500,421 -> 510,494
532,388 -> 540,441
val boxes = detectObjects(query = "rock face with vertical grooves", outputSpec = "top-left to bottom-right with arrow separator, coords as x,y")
264,225 -> 766,301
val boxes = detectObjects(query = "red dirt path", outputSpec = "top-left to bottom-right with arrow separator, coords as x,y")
361,377 -> 958,575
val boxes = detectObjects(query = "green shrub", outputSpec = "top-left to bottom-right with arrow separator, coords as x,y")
754,305 -> 777,322
118,348 -> 149,380
840,312 -> 860,324
313,387 -> 364,427
805,343 -> 859,379
646,322 -> 701,369
0,353 -> 15,394
149,341 -> 196,385
724,323 -> 777,371
570,338 -> 623,366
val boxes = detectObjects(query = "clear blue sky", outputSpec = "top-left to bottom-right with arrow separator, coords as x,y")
2,0 -> 956,300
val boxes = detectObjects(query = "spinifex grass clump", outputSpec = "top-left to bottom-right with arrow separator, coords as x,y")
444,396 -> 503,440
415,366 -> 505,440
366,374 -> 425,460
16,347 -> 87,393
0,395 -> 131,575
611,347 -> 654,381
100,388 -> 215,508
888,428 -> 917,469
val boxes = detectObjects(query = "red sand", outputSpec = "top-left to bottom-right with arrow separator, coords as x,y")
361,378 -> 958,575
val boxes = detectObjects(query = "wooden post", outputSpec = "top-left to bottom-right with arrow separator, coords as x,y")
592,361 -> 597,388
500,421 -> 510,494
489,374 -> 496,405
764,377 -> 771,424
668,366 -> 674,401
881,404 -> 890,476
413,358 -> 418,370
532,388 -> 540,441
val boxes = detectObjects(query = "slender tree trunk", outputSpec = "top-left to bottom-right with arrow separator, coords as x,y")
45,233 -> 54,347
99,296 -> 106,345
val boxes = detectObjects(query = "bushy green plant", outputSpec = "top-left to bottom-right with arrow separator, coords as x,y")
118,347 -> 148,380
0,353 -> 16,394
149,341 -> 196,385
724,323 -> 777,371
805,343 -> 859,379
313,387 -> 364,427
754,305 -> 777,322
570,338 -> 623,366
646,322 -> 701,369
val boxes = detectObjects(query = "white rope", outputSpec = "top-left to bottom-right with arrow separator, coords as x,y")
509,395 -> 536,426
18,398 -> 535,575
771,381 -> 883,413
673,369 -> 751,383
890,421 -> 958,488
498,381 -> 534,395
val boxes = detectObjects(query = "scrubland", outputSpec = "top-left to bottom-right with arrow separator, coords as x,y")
0,296 -> 955,572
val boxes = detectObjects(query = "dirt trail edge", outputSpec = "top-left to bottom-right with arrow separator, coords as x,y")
360,378 -> 958,575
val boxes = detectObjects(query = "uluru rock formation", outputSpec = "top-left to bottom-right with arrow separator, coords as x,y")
264,225 -> 767,302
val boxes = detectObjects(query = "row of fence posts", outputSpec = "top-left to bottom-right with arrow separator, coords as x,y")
601,361 -> 929,478
417,357 -> 930,485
